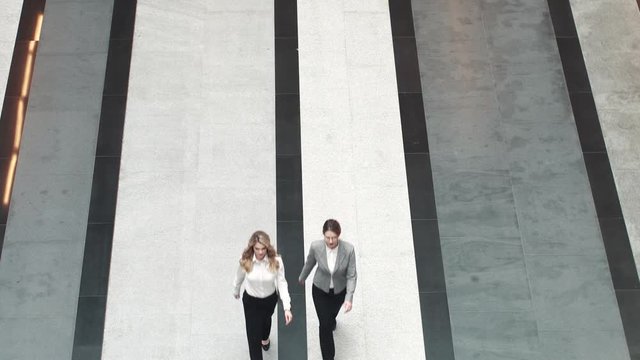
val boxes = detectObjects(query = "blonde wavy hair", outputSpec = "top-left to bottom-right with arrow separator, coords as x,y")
240,230 -> 279,273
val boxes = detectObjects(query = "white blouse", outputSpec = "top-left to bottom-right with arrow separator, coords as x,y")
233,255 -> 291,311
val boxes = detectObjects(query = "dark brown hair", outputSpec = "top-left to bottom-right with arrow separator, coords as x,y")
322,219 -> 341,236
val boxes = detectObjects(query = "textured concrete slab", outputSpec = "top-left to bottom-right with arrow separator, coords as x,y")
102,1 -> 277,359
298,2 -> 425,359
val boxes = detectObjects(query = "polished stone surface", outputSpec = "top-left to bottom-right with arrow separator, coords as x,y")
413,0 -> 630,357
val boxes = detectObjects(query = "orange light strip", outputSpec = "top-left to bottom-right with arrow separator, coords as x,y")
3,12 -> 44,206
20,42 -> 35,97
34,13 -> 43,41
3,155 -> 18,205
14,100 -> 24,149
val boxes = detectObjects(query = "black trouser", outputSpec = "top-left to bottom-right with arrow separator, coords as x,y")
312,285 -> 346,360
242,291 -> 278,360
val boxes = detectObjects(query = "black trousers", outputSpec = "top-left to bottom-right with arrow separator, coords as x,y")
242,291 -> 278,360
312,285 -> 346,360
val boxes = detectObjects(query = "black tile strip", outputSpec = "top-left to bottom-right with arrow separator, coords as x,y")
87,156 -> 121,224
547,0 -> 578,38
72,0 -> 136,358
391,0 -> 455,358
420,292 -> 456,360
616,290 -> 640,358
95,96 -> 126,157
548,1 -> 640,358
600,217 -> 640,290
275,1 -> 307,359
570,92 -> 606,152
556,37 -> 591,93
0,157 -> 9,225
72,296 -> 108,360
79,224 -> 115,297
0,97 -> 21,159
392,38 -> 422,94
0,0 -> 45,259
275,38 -> 300,95
584,153 -> 623,218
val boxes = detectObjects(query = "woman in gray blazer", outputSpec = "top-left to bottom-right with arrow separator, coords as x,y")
299,219 -> 357,360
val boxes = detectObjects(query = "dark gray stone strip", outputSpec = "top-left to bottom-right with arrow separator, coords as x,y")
275,1 -> 307,359
389,1 -> 455,359
72,1 -> 136,358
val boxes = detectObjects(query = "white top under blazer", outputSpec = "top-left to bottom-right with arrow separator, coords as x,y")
233,255 -> 291,311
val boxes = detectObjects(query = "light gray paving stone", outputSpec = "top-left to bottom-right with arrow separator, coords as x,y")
518,212 -> 604,256
503,121 -> 589,187
120,114 -> 199,174
0,316 -> 75,360
527,255 -> 622,331
615,170 -> 640,277
538,330 -> 630,360
13,110 -> 100,176
0,240 -> 83,317
418,50 -> 494,101
345,12 -> 394,68
37,1 -> 112,54
432,171 -> 520,238
203,11 -> 273,66
413,8 -> 485,43
585,53 -> 640,101
441,237 -> 532,311
103,312 -> 192,359
299,1 -> 425,359
572,0 -> 640,282
450,310 -> 541,360
343,0 -> 388,12
512,184 -> 597,226
599,109 -> 640,171
133,2 -> 205,53
493,64 -> 573,123
0,1 -> 23,102
26,53 -> 107,112
0,41 -> 15,103
413,0 -> 480,13
430,152 -> 509,175
425,103 -> 505,156
479,0 -> 550,15
483,10 -> 558,66
4,173 -> 93,244
103,2 -> 278,359
569,0 -> 640,54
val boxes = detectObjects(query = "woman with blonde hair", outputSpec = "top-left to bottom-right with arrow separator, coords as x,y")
233,230 -> 293,360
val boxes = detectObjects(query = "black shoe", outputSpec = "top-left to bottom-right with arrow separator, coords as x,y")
261,340 -> 270,351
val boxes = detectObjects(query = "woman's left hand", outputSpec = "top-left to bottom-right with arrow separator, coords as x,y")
343,301 -> 352,313
284,310 -> 293,325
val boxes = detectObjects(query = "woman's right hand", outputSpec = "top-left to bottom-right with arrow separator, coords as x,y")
233,294 -> 239,299
284,310 -> 293,325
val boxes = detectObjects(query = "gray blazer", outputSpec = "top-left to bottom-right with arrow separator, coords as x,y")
298,240 -> 357,303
